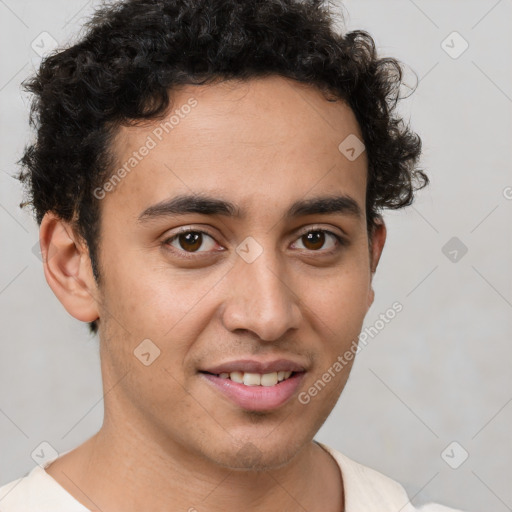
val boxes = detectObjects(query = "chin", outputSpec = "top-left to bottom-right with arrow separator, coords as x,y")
206,434 -> 306,472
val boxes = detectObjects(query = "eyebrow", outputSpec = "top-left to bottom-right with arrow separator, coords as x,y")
137,193 -> 363,223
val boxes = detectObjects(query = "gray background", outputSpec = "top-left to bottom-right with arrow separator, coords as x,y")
1,1 -> 511,511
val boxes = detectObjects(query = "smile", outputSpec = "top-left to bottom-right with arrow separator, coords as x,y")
200,371 -> 306,411
207,370 -> 294,386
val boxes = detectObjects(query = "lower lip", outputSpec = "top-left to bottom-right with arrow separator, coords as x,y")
200,372 -> 305,412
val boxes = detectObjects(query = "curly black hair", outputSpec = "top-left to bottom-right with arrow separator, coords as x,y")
17,0 -> 427,335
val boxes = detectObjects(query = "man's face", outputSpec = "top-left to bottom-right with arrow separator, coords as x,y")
92,76 -> 384,470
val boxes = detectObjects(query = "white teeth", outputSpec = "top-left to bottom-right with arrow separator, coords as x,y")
243,372 -> 261,386
260,372 -> 278,386
221,370 -> 294,386
229,371 -> 244,383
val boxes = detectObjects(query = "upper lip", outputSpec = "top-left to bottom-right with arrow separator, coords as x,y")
200,358 -> 307,374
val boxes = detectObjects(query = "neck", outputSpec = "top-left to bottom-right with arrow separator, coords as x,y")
45,419 -> 343,512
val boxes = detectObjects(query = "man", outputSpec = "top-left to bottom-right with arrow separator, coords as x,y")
0,0 -> 464,510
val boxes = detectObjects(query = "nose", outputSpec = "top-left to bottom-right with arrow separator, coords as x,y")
220,247 -> 302,342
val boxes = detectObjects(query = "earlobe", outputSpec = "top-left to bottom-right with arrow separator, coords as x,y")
39,212 -> 100,323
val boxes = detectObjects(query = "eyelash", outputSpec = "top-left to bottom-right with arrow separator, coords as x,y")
162,227 -> 347,259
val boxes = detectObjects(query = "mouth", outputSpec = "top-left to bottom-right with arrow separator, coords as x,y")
200,370 -> 296,386
199,370 -> 306,412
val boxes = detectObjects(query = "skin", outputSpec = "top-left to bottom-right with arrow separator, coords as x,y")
40,75 -> 386,512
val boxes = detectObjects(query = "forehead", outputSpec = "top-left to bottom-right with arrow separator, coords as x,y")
104,75 -> 367,222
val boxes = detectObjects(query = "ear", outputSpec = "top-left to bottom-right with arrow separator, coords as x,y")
39,212 -> 100,323
366,216 -> 387,310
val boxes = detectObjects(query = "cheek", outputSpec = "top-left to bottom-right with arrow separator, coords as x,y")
307,290 -> 368,357
305,262 -> 371,324
100,250 -> 223,342
297,260 -> 371,364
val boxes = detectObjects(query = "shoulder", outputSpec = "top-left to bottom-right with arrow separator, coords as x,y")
315,441 -> 466,512
0,477 -> 25,511
0,469 -> 34,511
0,461 -> 89,512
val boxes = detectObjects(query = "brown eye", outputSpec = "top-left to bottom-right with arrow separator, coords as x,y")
177,232 -> 202,252
302,231 -> 326,250
293,230 -> 343,252
165,230 -> 217,253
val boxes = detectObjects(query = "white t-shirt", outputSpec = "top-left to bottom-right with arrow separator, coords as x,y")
0,441 -> 465,511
